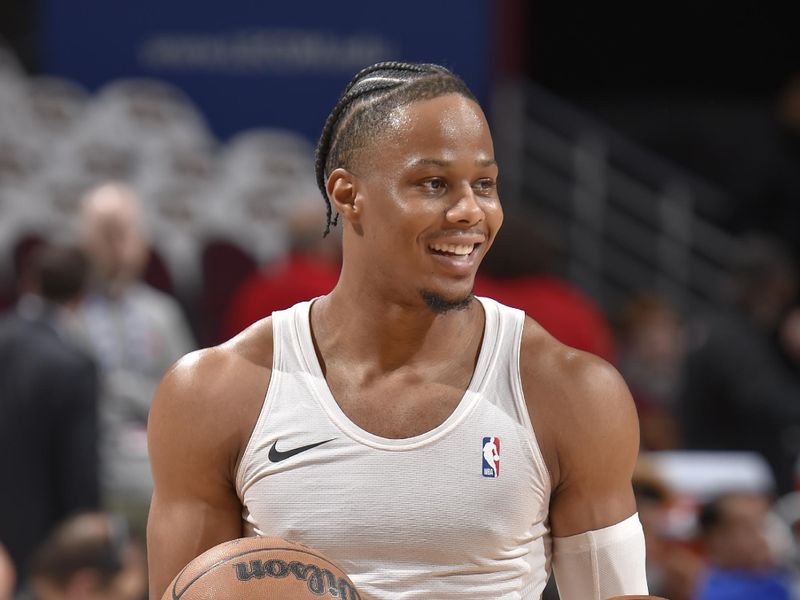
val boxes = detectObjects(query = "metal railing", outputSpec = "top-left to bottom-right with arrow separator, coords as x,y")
491,81 -> 740,314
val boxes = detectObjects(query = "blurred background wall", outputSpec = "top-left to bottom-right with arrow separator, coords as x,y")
30,0 -> 499,140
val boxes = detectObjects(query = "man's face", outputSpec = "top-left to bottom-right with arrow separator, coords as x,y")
707,494 -> 775,571
82,198 -> 148,289
348,93 -> 503,310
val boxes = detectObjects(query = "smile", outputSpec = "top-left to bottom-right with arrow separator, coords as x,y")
427,242 -> 478,256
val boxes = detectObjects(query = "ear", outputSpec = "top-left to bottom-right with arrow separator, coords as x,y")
326,168 -> 363,224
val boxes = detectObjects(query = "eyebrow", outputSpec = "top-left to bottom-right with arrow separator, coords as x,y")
409,157 -> 497,168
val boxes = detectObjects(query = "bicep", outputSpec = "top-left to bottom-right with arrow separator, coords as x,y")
145,356 -> 244,600
147,490 -> 242,600
547,359 -> 640,538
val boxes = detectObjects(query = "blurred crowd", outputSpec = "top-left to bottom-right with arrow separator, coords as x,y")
3,45 -> 800,600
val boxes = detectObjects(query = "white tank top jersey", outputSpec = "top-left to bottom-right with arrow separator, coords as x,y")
236,296 -> 553,599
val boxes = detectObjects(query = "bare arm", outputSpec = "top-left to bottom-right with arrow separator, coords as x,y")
146,336 -> 271,600
545,354 -> 640,536
522,323 -> 644,597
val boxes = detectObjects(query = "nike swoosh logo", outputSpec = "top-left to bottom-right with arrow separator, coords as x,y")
268,438 -> 335,463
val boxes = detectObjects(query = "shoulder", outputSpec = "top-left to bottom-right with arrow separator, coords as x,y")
148,317 -> 274,474
518,316 -> 639,493
519,314 -> 625,394
52,335 -> 97,378
0,313 -> 19,336
155,316 -> 274,411
2,315 -> 92,373
131,282 -> 175,303
130,284 -> 187,318
0,314 -> 33,352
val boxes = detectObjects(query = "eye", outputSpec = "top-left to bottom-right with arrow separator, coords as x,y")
473,178 -> 497,195
420,178 -> 446,193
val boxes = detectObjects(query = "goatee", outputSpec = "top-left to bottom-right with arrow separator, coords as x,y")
420,290 -> 474,314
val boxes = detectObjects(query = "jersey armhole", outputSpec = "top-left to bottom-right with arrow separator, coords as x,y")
234,315 -> 282,498
511,315 -> 553,495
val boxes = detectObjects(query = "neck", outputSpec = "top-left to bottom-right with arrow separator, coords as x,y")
311,281 -> 482,372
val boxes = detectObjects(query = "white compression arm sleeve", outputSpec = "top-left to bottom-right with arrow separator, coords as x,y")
552,513 -> 648,600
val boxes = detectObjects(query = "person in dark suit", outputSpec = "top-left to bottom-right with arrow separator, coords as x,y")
679,235 -> 800,494
0,244 -> 100,587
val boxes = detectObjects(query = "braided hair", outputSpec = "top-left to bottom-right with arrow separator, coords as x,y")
314,61 -> 477,235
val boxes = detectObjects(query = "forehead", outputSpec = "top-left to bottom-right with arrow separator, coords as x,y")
379,94 -> 493,161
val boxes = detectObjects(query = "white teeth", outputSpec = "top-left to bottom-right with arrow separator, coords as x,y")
429,242 -> 475,256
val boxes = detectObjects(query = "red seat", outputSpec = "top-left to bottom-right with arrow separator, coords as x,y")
200,240 -> 258,346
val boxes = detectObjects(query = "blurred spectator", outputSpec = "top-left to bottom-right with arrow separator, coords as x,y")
773,491 -> 800,597
617,294 -> 686,450
475,212 -> 616,363
775,491 -> 800,551
76,182 -> 195,535
24,512 -> 146,600
0,244 -> 99,586
679,234 -> 800,494
0,543 -> 14,600
780,307 -> 800,375
694,492 -> 794,600
219,185 -> 341,340
733,73 -> 800,264
633,458 -> 703,600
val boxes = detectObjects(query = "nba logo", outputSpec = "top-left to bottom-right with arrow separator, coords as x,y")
482,436 -> 500,478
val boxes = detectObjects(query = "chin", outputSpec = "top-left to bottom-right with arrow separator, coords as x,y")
419,289 -> 474,315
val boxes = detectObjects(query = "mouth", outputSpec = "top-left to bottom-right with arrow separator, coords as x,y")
427,241 -> 481,257
425,240 -> 484,277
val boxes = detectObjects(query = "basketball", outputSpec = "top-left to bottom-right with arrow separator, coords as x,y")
161,537 -> 361,600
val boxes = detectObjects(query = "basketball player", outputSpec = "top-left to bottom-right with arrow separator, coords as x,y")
147,62 -> 648,599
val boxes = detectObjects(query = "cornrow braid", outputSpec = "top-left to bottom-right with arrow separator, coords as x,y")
314,61 -> 477,236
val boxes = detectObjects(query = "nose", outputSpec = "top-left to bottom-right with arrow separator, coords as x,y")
446,184 -> 484,226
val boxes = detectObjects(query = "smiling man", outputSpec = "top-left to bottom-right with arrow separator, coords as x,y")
146,62 -> 648,599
